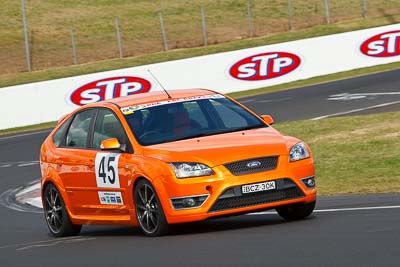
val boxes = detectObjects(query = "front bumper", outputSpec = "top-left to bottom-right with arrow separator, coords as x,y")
158,155 -> 316,224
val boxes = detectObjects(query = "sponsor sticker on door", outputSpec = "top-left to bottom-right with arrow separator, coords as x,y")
98,191 -> 124,205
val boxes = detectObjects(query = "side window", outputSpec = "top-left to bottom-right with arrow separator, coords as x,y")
65,109 -> 96,148
93,109 -> 128,150
210,99 -> 247,128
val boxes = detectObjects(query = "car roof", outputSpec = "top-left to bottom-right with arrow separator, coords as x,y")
105,88 -> 218,108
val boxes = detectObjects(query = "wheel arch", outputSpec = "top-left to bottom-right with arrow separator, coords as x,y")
41,173 -> 73,217
130,175 -> 171,218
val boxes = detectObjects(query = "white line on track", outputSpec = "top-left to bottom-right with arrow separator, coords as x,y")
239,99 -> 255,103
17,162 -> 38,167
310,100 -> 400,120
315,205 -> 400,212
247,205 -> 400,215
0,236 -> 96,250
0,129 -> 51,141
330,92 -> 400,97
258,97 -> 292,103
0,164 -> 11,168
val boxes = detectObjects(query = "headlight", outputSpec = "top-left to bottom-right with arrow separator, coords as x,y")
289,142 -> 310,162
169,162 -> 214,178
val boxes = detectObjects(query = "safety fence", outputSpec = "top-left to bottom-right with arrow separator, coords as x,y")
1,0 -> 400,74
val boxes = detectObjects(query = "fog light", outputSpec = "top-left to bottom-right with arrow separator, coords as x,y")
170,194 -> 209,210
183,198 -> 196,207
301,176 -> 315,188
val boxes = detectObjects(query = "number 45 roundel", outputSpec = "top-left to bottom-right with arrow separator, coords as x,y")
95,153 -> 121,188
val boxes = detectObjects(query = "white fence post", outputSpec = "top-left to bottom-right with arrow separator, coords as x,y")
201,6 -> 208,46
20,0 -> 31,72
70,25 -> 78,65
288,0 -> 293,31
115,17 -> 123,58
159,12 -> 168,51
324,0 -> 330,24
362,0 -> 367,18
247,0 -> 254,37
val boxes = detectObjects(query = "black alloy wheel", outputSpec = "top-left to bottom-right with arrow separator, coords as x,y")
43,183 -> 81,237
134,179 -> 168,236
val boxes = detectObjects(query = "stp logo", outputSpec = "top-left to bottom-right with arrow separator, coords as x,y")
70,76 -> 151,106
360,30 -> 400,57
230,52 -> 301,81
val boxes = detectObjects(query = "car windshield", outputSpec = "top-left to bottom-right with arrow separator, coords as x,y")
123,94 -> 266,146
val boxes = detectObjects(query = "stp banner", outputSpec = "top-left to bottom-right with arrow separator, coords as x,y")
0,23 -> 400,130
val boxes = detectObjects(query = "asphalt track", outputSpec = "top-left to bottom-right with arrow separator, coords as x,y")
1,69 -> 400,266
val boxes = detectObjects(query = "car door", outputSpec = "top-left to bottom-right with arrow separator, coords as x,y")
90,108 -> 133,216
56,108 -> 98,215
58,107 -> 133,216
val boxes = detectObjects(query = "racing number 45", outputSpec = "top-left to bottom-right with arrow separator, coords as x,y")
95,153 -> 121,188
99,156 -> 116,184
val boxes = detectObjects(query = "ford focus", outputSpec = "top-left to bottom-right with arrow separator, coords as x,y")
40,89 -> 316,237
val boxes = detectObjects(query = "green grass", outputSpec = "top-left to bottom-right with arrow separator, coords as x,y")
0,0 -> 400,77
2,16 -> 400,89
274,111 -> 400,195
0,122 -> 56,137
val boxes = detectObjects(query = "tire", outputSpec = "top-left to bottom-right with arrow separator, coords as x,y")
276,201 -> 316,221
134,179 -> 169,237
43,183 -> 82,237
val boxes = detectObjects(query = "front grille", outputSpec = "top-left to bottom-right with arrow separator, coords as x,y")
209,178 -> 304,213
224,156 -> 278,176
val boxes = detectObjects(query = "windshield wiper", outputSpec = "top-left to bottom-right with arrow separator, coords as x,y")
231,124 -> 266,132
172,124 -> 266,142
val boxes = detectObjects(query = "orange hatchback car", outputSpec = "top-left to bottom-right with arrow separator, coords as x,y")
40,89 -> 316,237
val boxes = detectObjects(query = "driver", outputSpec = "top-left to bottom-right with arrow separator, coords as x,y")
127,111 -> 143,137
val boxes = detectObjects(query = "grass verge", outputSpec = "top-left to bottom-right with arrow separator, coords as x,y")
274,111 -> 400,195
0,122 -> 56,137
1,13 -> 400,88
1,0 -> 399,74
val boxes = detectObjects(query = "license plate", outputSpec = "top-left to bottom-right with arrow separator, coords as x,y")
241,181 -> 276,194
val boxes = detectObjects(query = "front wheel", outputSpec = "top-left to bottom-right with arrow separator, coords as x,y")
276,201 -> 316,221
134,179 -> 169,237
43,183 -> 81,237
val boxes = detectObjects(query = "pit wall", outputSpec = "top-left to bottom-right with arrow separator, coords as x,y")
1,23 -> 399,130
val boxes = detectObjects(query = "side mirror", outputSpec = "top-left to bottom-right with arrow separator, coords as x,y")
100,138 -> 126,152
261,115 -> 274,125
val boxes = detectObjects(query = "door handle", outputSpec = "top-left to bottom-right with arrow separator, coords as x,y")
54,156 -> 63,165
87,159 -> 95,168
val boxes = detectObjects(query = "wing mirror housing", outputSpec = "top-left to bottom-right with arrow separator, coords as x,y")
261,115 -> 274,125
100,138 -> 126,152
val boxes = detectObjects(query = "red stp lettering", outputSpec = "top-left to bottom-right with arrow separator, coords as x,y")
70,76 -> 151,106
230,52 -> 301,81
360,30 -> 400,57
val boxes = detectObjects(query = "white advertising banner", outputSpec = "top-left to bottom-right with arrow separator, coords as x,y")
1,23 -> 400,130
